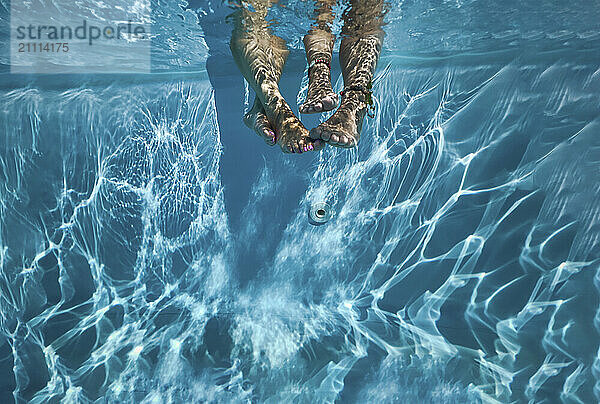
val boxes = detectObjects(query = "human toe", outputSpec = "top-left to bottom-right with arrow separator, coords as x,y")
341,135 -> 357,148
243,111 -> 253,127
321,94 -> 337,110
329,133 -> 340,144
319,128 -> 331,141
310,127 -> 322,140
263,128 -> 276,145
309,102 -> 323,113
300,101 -> 317,114
299,139 -> 311,152
287,139 -> 299,153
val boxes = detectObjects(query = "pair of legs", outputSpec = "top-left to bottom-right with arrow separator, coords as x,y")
230,0 -> 385,153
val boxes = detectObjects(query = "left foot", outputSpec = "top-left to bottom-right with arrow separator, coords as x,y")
300,30 -> 337,114
244,97 -> 276,145
309,90 -> 366,148
273,102 -> 325,153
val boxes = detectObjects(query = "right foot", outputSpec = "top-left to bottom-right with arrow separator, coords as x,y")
299,61 -> 338,114
309,90 -> 367,148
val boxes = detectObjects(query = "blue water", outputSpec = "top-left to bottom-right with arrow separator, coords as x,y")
1,0 -> 600,403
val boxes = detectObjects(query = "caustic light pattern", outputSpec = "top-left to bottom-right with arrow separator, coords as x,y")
1,8 -> 600,404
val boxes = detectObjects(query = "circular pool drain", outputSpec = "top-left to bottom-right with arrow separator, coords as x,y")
308,202 -> 332,226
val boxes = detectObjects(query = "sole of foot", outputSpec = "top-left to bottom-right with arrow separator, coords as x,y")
299,92 -> 339,114
309,104 -> 361,148
310,125 -> 357,148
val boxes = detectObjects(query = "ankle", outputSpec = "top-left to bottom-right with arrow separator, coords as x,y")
308,56 -> 331,74
340,86 -> 368,107
259,81 -> 281,100
267,96 -> 293,122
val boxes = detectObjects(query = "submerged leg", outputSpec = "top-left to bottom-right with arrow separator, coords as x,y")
310,0 -> 386,148
299,0 -> 338,114
230,0 -> 323,153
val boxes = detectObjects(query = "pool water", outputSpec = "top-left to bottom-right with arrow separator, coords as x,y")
1,0 -> 599,402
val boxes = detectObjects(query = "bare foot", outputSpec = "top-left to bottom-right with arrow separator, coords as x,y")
230,13 -> 323,154
299,61 -> 338,114
309,90 -> 367,148
244,97 -> 276,146
273,102 -> 325,153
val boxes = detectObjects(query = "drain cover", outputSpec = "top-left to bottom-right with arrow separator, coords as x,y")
308,202 -> 332,226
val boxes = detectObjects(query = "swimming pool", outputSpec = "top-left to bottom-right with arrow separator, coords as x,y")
1,0 -> 599,402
